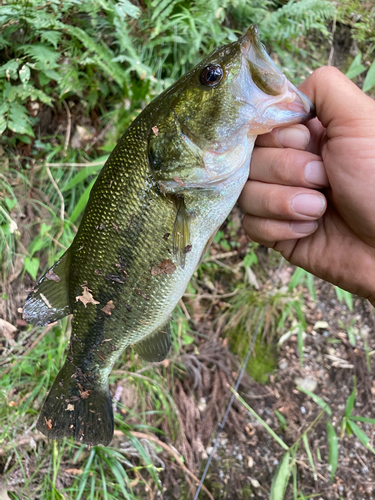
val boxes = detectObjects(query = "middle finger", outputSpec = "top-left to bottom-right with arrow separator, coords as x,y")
250,147 -> 329,188
238,181 -> 326,221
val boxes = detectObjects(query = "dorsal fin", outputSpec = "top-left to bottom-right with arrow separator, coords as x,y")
23,250 -> 72,326
132,322 -> 171,362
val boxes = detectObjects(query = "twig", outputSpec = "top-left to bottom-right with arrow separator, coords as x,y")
294,459 -> 327,483
23,323 -> 55,357
41,160 -> 107,168
204,250 -> 238,262
45,232 -> 67,250
183,290 -> 239,301
112,370 -> 160,385
62,100 -> 71,155
45,164 -> 65,223
178,298 -> 191,320
243,390 -> 275,400
84,121 -> 113,152
328,12 -> 337,66
0,433 -> 46,456
114,430 -> 214,500
210,258 -> 242,277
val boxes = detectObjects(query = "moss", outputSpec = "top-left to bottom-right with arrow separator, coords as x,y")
228,325 -> 278,384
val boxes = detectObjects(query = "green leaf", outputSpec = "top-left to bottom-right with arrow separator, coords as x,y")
24,256 -> 40,280
297,386 -> 332,416
40,223 -> 52,236
346,63 -> 367,80
363,59 -> 375,93
182,333 -> 194,345
40,30 -> 61,49
243,251 -> 258,268
8,102 -> 35,136
270,451 -> 291,500
348,419 -> 375,454
70,179 -> 96,223
13,83 -> 53,105
20,44 -> 60,70
0,59 -> 20,80
115,0 -> 141,19
19,64 -> 31,83
344,377 -> 356,418
345,53 -> 366,80
326,421 -> 338,481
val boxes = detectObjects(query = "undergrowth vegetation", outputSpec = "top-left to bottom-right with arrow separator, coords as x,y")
1,0 -> 375,499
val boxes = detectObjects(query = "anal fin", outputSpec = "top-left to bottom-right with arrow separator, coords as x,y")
132,322 -> 171,362
23,250 -> 72,326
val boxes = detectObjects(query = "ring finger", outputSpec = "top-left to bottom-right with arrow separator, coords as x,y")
238,182 -> 326,221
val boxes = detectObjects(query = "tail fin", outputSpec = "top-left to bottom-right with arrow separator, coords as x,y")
37,361 -> 114,446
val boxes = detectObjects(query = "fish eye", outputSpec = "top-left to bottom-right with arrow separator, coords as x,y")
200,64 -> 223,87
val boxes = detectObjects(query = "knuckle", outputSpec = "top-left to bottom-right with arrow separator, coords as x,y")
261,185 -> 290,218
313,66 -> 342,83
272,149 -> 302,185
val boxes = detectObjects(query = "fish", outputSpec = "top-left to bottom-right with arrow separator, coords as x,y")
23,26 -> 314,446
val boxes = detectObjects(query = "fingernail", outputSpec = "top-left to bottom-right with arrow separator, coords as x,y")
278,127 -> 309,149
291,221 -> 318,234
292,194 -> 325,217
305,161 -> 328,186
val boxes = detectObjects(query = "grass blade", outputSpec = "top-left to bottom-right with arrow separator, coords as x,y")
76,448 -> 96,500
270,451 -> 291,500
350,416 -> 375,425
348,419 -> 375,454
70,179 -> 96,223
306,272 -> 316,301
363,59 -> 375,92
302,434 -> 316,481
326,421 -> 338,481
275,409 -> 288,431
288,267 -> 307,290
297,386 -> 332,416
230,388 -> 289,451
344,377 -> 356,418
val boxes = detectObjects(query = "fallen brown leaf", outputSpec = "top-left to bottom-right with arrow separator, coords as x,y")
102,300 -> 115,315
65,468 -> 83,475
76,286 -> 100,307
46,270 -> 61,282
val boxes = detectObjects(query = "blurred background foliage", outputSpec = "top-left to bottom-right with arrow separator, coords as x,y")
1,1 -> 375,499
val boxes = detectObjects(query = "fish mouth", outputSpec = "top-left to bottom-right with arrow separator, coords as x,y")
239,25 -> 315,125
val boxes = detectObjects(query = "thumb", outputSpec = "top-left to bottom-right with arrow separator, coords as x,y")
298,66 -> 375,138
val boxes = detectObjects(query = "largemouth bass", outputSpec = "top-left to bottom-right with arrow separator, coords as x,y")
23,26 -> 314,446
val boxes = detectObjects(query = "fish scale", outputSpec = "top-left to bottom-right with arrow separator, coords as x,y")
23,26 -> 314,445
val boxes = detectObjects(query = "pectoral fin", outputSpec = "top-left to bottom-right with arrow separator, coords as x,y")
23,250 -> 72,326
172,196 -> 191,269
132,322 -> 171,362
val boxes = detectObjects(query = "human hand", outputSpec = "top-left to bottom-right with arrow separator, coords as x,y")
238,66 -> 375,305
